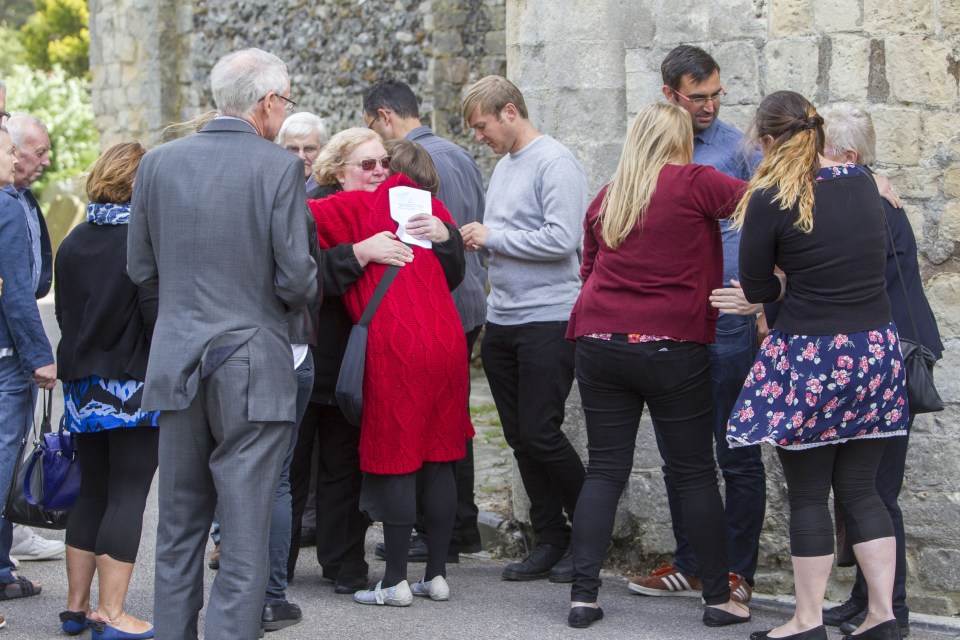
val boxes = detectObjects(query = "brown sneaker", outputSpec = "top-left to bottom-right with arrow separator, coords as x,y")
729,573 -> 753,604
208,543 -> 220,570
628,563 -> 702,597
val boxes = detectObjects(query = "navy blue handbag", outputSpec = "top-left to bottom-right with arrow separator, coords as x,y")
24,414 -> 81,511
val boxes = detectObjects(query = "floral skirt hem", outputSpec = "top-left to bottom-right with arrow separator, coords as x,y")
725,323 -> 909,449
727,428 -> 908,451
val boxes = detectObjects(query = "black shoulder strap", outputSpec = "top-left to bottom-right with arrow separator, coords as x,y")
357,265 -> 400,327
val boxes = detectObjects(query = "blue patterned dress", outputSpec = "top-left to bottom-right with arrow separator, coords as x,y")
63,376 -> 159,433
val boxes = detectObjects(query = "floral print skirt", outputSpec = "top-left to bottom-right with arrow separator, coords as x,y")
726,322 -> 909,450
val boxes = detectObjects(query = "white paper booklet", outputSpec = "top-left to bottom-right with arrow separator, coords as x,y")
389,185 -> 433,249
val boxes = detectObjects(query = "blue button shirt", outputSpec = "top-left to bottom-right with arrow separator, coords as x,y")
693,118 -> 761,288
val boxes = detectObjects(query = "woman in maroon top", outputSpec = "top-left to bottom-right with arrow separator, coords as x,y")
565,103 -> 748,629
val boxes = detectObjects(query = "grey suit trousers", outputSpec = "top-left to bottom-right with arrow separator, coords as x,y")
154,350 -> 294,640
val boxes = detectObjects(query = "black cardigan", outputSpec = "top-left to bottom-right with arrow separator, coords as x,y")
55,222 -> 158,382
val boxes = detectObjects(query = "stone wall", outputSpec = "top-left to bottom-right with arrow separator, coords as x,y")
89,0 -> 505,175
507,0 -> 960,614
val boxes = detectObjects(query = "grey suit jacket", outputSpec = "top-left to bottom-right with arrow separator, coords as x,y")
127,117 -> 318,422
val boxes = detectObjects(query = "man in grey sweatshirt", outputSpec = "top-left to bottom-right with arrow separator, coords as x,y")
461,75 -> 589,583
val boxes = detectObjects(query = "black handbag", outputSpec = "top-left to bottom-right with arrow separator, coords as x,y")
335,265 -> 400,427
885,219 -> 944,414
2,389 -> 71,530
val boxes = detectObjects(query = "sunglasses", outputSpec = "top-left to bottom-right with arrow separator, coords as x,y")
352,156 -> 391,171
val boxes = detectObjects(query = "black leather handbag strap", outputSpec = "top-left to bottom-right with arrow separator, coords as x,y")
882,214 -> 924,347
357,265 -> 400,327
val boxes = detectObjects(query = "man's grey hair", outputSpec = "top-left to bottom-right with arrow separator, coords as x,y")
277,112 -> 328,147
821,104 -> 877,167
6,114 -> 49,149
210,48 -> 289,119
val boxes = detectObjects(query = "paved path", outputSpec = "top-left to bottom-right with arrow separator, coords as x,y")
4,298 -> 958,639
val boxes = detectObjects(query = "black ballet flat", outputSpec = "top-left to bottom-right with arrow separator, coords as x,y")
703,605 -> 751,627
843,619 -> 902,640
750,625 -> 828,640
568,606 -> 604,629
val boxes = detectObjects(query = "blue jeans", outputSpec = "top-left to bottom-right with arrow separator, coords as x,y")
265,352 -> 314,605
656,313 -> 766,583
0,351 -> 36,583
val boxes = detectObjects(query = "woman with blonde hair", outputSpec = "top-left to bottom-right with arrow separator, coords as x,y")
565,102 -> 749,629
55,141 -> 158,639
728,91 -> 907,640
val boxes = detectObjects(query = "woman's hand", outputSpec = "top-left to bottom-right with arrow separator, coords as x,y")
405,214 -> 449,243
709,279 -> 763,315
874,175 -> 903,209
353,231 -> 414,268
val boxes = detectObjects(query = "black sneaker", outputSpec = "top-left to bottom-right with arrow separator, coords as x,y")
823,599 -> 866,627
261,601 -> 302,632
839,612 -> 909,637
502,543 -> 566,581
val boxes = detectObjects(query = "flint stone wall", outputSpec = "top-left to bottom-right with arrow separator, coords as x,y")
507,0 -> 960,615
88,0 -> 960,613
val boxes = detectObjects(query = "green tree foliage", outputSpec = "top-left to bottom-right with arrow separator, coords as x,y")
5,64 -> 99,198
19,0 -> 90,78
0,23 -> 27,75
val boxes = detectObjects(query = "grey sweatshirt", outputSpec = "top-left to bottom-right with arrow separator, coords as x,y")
483,135 -> 589,325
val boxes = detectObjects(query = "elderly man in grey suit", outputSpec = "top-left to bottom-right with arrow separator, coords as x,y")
127,48 -> 317,640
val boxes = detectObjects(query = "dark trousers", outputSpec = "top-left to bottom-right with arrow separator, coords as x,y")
415,326 -> 482,548
849,421 -> 911,622
288,401 -> 368,582
66,427 -> 159,563
481,321 -> 584,549
778,439 -> 893,558
570,337 -> 730,604
657,313 -> 766,583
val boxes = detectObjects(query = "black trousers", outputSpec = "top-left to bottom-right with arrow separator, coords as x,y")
66,427 -> 159,563
570,337 -> 729,604
778,438 -> 892,558
481,320 -> 584,549
288,401 -> 368,582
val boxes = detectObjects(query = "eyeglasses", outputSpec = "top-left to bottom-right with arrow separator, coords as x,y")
367,114 -> 380,130
261,93 -> 296,111
670,86 -> 727,107
285,144 -> 320,155
352,156 -> 391,171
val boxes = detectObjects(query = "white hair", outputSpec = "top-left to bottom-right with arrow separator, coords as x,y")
277,112 -> 328,146
821,104 -> 877,167
6,114 -> 49,148
210,48 -> 289,119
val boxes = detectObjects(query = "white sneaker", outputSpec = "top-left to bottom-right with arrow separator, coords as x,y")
9,526 -> 65,561
411,575 -> 450,601
353,580 -> 413,607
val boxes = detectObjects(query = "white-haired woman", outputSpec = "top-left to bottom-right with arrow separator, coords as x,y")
277,112 -> 328,197
565,102 -> 750,629
817,104 -> 941,640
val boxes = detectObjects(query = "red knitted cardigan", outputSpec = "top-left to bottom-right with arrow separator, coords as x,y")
308,174 -> 474,474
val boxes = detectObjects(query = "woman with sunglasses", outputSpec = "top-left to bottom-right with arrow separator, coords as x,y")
309,134 -> 470,608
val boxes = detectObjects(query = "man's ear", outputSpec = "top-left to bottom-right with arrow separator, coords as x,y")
661,85 -> 677,103
501,103 -> 518,122
378,108 -> 392,126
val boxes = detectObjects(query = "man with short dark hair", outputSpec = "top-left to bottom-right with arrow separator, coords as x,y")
363,79 -> 487,562
461,75 -> 588,583
628,44 -> 765,605
128,47 -> 317,640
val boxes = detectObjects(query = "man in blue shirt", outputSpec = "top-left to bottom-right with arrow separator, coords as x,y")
363,80 -> 487,562
628,45 -> 765,605
0,113 -> 58,600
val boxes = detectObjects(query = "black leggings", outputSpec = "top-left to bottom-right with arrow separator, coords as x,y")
777,439 -> 892,558
382,462 -> 456,588
65,427 -> 159,563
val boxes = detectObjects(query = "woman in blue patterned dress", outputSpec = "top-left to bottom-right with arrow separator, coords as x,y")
55,142 -> 158,640
728,92 -> 908,640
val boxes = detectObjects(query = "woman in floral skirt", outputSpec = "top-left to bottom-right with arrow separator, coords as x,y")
728,91 -> 907,640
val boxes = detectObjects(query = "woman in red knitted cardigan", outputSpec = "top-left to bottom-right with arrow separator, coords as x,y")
309,143 -> 472,608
